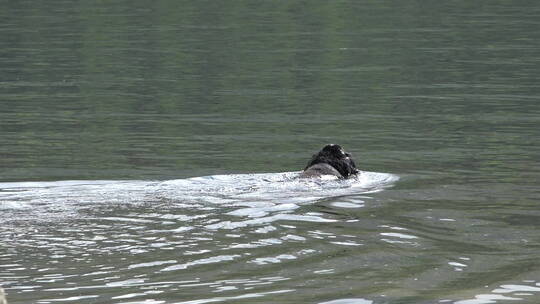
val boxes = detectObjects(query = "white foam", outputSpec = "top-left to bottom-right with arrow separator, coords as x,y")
0,171 -> 398,225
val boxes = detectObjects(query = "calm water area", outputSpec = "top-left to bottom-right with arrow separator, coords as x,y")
1,1 -> 540,303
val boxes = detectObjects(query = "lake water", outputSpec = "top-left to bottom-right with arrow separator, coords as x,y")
1,1 -> 540,303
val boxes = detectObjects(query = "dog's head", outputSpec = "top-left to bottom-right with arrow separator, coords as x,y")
304,144 -> 359,178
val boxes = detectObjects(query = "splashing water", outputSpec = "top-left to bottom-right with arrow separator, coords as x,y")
0,171 -> 400,303
0,171 -> 398,226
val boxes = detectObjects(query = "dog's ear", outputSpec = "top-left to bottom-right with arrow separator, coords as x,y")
345,153 -> 359,174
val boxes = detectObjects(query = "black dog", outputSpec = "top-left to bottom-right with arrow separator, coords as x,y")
300,144 -> 359,179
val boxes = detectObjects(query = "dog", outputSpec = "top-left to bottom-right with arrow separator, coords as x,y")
300,144 -> 359,179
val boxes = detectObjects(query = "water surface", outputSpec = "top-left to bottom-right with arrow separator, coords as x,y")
1,1 -> 540,303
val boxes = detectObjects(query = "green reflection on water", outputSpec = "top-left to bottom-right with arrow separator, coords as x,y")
2,1 -> 540,304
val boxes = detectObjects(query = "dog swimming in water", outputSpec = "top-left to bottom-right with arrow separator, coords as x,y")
299,144 -> 360,179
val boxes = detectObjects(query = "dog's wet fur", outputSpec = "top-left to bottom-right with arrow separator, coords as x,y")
300,144 -> 359,179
